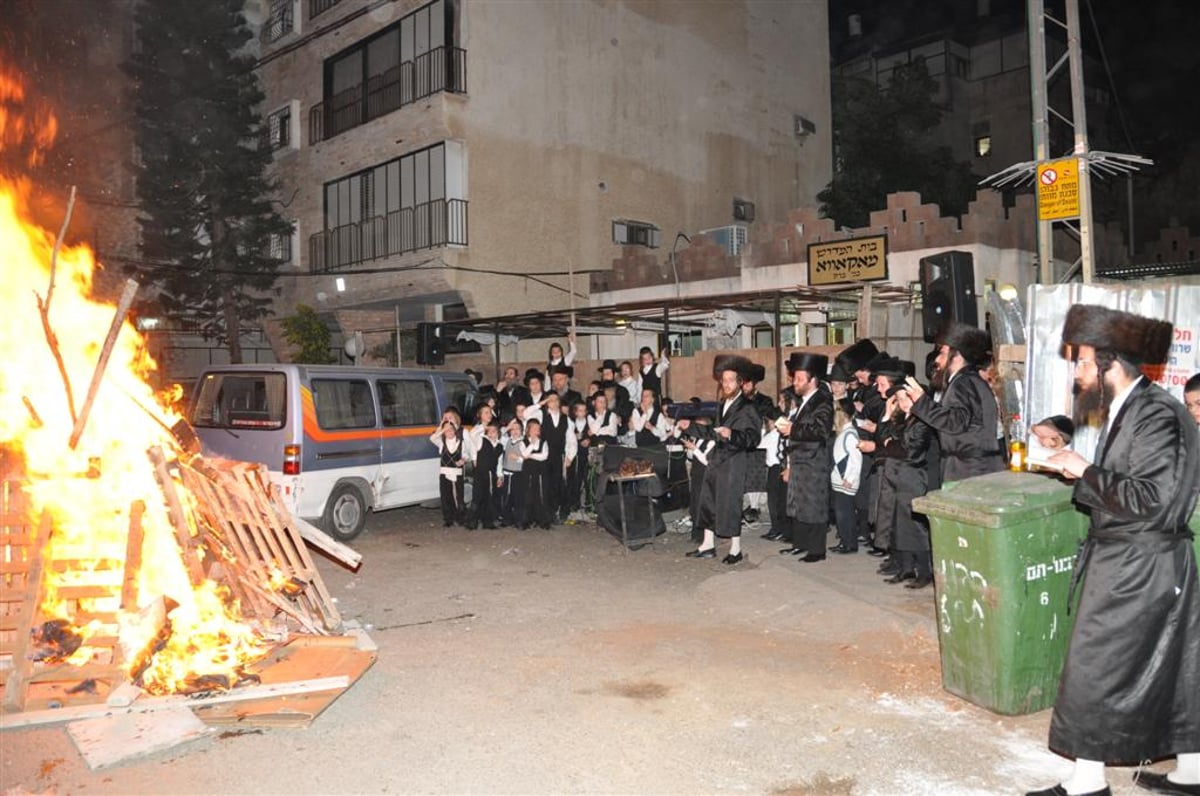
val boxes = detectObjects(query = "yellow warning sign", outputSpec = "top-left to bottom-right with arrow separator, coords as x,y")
1036,158 -> 1081,221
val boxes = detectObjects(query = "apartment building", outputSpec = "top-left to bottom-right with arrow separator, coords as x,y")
255,0 -> 832,352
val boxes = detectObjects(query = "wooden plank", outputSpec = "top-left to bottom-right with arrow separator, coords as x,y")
0,676 -> 350,729
121,501 -> 145,611
3,511 -> 52,712
291,515 -> 362,569
147,447 -> 205,587
68,708 -> 210,770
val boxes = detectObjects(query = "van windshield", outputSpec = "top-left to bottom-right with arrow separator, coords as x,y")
191,372 -> 286,430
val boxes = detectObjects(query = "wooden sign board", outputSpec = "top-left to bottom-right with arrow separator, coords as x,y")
807,235 -> 888,286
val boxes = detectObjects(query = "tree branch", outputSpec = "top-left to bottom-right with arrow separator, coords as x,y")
35,185 -> 79,427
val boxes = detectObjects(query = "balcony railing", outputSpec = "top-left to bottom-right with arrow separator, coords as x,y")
309,0 -> 342,19
262,1 -> 294,43
309,46 -> 467,145
308,198 -> 468,272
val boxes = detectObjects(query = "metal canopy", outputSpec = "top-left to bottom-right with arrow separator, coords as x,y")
448,282 -> 915,341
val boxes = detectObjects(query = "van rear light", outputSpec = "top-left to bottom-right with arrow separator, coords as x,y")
283,444 -> 301,475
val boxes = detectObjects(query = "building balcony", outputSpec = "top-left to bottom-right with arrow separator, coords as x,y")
308,46 -> 467,145
308,198 -> 468,272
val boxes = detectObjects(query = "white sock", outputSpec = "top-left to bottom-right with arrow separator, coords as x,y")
729,536 -> 741,556
1170,752 -> 1200,785
699,529 -> 715,551
1063,759 -> 1106,794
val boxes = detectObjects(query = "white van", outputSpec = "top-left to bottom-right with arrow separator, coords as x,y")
188,364 -> 477,540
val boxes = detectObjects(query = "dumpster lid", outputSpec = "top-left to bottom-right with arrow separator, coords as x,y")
912,470 -> 1076,528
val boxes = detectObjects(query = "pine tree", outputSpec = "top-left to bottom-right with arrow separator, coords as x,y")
126,0 -> 291,362
819,60 -> 977,229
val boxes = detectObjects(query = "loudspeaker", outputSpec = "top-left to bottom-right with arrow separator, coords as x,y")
920,250 -> 977,343
416,322 -> 444,365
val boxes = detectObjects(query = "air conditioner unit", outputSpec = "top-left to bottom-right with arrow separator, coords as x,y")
794,114 -> 816,138
612,219 -> 661,249
700,224 -> 748,257
732,198 -> 755,223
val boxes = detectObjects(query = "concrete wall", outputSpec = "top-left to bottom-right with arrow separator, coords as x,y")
257,0 -> 832,329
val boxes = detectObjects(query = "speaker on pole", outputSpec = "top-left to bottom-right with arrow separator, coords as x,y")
416,322 -> 444,365
920,250 -> 977,343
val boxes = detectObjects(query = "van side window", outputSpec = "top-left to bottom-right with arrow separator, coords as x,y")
191,373 -> 286,429
445,380 -> 477,419
312,379 -> 376,429
377,379 -> 436,427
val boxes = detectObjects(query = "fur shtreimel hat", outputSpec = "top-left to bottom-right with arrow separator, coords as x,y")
785,352 -> 829,377
937,322 -> 993,367
712,354 -> 756,381
746,363 -> 766,383
835,339 -> 880,373
1061,304 -> 1173,365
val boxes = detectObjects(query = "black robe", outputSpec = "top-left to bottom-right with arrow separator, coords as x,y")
874,412 -> 934,553
1048,379 -> 1200,762
691,394 -> 761,537
785,388 -> 834,526
909,367 -> 1004,483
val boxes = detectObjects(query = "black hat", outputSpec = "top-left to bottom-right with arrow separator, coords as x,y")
548,363 -> 574,379
1034,414 -> 1075,443
835,339 -> 879,373
746,363 -> 766,383
868,355 -> 902,379
785,352 -> 829,377
712,354 -> 756,381
599,359 -> 618,372
937,322 -> 993,368
523,368 -> 545,387
862,350 -> 892,376
464,368 -> 483,384
828,361 -> 853,383
1061,304 -> 1172,366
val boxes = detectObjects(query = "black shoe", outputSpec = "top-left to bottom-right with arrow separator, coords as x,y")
905,574 -> 934,589
761,531 -> 785,541
829,544 -> 858,554
867,546 -> 888,557
877,563 -> 900,575
884,571 -> 915,584
722,552 -> 744,565
800,553 -> 825,563
779,546 -> 804,556
686,548 -> 716,559
1027,785 -> 1112,796
1135,771 -> 1200,795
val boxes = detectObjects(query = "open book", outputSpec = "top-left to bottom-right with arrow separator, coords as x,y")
1025,435 -> 1067,472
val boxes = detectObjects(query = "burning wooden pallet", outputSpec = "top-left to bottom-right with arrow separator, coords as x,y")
1,445 -> 354,716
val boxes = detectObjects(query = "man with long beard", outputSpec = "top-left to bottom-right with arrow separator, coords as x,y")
1025,305 -> 1200,796
675,355 -> 761,564
903,322 -> 1004,483
776,352 -> 833,562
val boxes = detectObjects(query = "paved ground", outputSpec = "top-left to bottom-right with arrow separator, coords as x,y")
1,507 -> 1169,795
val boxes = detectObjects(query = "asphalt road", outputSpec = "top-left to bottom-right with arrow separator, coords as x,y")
0,506 -> 1166,795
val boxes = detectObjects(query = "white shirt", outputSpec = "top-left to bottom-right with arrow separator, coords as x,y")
630,405 -> 670,442
1103,375 -> 1144,441
759,428 -> 781,467
545,410 -> 579,464
587,410 -> 620,438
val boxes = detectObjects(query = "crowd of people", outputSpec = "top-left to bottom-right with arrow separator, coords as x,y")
426,307 -> 1200,796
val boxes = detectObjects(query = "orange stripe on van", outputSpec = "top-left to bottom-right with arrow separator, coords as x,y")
299,387 -> 437,442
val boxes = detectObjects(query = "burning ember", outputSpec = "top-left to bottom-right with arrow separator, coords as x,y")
1,69 -> 268,697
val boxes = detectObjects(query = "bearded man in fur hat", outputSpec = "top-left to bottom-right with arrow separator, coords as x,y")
1025,305 -> 1200,796
675,354 -> 762,564
776,352 -> 833,561
902,322 -> 1004,483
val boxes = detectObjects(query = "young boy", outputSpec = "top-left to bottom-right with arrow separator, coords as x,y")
430,417 -> 467,527
470,419 -> 503,529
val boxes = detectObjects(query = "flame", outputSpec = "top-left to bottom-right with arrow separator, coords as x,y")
1,71 -> 266,694
0,63 -> 58,167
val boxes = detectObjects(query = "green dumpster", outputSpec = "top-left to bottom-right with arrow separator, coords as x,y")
912,470 -> 1088,716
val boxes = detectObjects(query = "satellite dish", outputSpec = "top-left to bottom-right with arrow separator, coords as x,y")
344,331 -> 365,360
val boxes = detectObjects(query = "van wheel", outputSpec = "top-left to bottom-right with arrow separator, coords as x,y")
324,485 -> 368,541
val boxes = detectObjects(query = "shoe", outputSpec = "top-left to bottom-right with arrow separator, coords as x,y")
905,574 -> 934,589
722,552 -> 744,565
686,548 -> 716,559
800,553 -> 825,563
884,571 -> 915,584
779,547 -> 804,556
867,547 -> 888,557
761,531 -> 786,541
829,544 -> 858,554
1135,771 -> 1200,795
877,562 -> 900,575
1026,785 -> 1111,796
